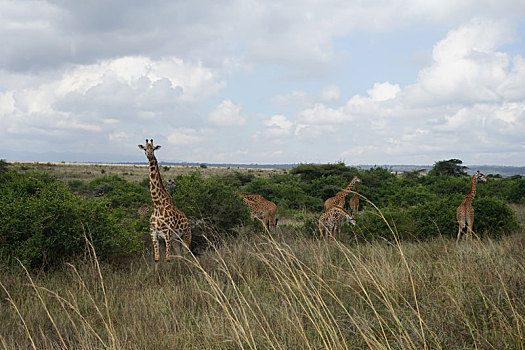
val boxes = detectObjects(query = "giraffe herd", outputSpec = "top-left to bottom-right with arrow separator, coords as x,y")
139,139 -> 488,261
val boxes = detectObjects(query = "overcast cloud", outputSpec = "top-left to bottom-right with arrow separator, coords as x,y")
1,1 -> 524,165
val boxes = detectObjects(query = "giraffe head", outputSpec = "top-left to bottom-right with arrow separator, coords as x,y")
138,139 -> 161,161
345,214 -> 356,226
165,179 -> 177,190
475,170 -> 488,182
353,176 -> 362,184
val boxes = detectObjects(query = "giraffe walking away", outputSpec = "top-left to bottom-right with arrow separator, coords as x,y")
324,176 -> 361,211
348,182 -> 360,223
457,170 -> 488,243
138,139 -> 191,261
240,193 -> 278,233
319,205 -> 356,239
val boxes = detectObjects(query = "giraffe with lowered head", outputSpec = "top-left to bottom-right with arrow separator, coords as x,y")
456,170 -> 488,242
324,176 -> 361,211
240,193 -> 278,233
138,139 -> 191,261
318,205 -> 356,239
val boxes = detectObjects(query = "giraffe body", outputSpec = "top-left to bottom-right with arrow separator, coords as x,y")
324,176 -> 361,211
137,180 -> 177,219
241,193 -> 278,233
348,182 -> 360,223
139,139 -> 191,261
456,171 -> 487,242
319,205 -> 356,238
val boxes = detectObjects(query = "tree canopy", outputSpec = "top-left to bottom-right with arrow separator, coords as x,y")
428,159 -> 468,177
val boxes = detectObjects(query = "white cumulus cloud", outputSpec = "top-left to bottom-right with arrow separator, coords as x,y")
208,99 -> 246,126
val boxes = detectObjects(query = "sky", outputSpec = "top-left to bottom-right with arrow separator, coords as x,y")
1,1 -> 525,166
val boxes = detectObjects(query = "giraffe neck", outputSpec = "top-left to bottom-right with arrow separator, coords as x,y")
332,206 -> 351,216
343,177 -> 358,193
464,174 -> 477,202
148,156 -> 171,207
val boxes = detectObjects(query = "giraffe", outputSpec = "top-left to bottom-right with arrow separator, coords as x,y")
456,170 -> 488,242
324,176 -> 361,211
138,139 -> 191,261
137,179 -> 178,219
348,182 -> 360,223
318,205 -> 356,239
240,193 -> 278,233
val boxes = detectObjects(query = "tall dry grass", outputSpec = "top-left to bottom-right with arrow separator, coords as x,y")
1,225 -> 524,349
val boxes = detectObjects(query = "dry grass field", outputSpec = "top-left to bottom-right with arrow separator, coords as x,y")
1,162 -> 524,349
1,229 -> 524,349
8,161 -> 287,183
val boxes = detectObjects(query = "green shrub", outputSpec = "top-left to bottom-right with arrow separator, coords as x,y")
356,195 -> 519,242
69,175 -> 150,208
473,197 -> 520,236
503,177 -> 525,203
0,171 -> 141,269
0,159 -> 8,173
170,172 -> 251,242
290,162 -> 358,181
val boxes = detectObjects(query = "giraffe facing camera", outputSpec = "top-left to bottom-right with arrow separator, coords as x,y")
138,139 -> 191,261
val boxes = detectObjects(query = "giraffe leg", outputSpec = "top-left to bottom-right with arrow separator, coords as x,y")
466,213 -> 474,240
269,212 -> 276,233
263,213 -> 270,233
457,208 -> 466,243
177,226 -> 191,253
328,223 -> 334,239
164,232 -> 172,262
457,223 -> 463,243
150,227 -> 160,262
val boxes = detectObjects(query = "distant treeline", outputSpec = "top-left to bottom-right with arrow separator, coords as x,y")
119,161 -> 525,177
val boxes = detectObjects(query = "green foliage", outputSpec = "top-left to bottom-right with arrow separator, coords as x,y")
0,159 -> 8,173
68,175 -> 150,208
1,161 -> 522,269
473,197 -> 520,235
290,162 -> 358,181
356,194 -> 520,241
170,172 -> 251,241
503,177 -> 525,203
0,170 -> 141,269
219,171 -> 255,187
428,159 -> 468,177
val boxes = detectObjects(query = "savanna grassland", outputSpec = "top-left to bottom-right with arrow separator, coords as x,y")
1,161 -> 524,349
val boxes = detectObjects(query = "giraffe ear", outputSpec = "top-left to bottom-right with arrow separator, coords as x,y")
154,145 -> 161,150
138,145 -> 146,150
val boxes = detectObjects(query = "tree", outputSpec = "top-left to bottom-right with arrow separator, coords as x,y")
0,159 -> 8,173
428,159 -> 468,177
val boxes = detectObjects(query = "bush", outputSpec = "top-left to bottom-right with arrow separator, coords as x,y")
356,195 -> 519,242
0,159 -> 8,173
503,177 -> 525,203
473,197 -> 520,236
0,171 -> 141,269
69,175 -> 150,208
170,172 -> 251,242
